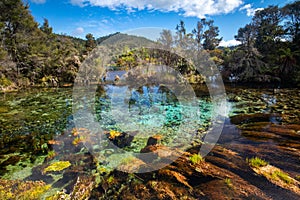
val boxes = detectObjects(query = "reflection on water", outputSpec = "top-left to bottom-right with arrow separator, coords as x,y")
95,84 -> 213,151
0,85 -> 299,198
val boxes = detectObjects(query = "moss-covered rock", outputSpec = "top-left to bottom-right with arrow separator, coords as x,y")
0,179 -> 50,199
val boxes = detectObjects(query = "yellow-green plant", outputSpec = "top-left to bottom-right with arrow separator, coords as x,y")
47,150 -> 57,159
246,157 -> 268,168
0,179 -> 50,199
190,153 -> 204,164
107,175 -> 115,184
224,178 -> 233,188
271,170 -> 293,184
44,161 -> 71,173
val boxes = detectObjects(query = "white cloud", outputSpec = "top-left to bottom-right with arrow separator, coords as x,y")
31,0 -> 46,4
239,4 -> 263,17
70,0 -> 243,18
73,27 -> 85,35
219,39 -> 241,47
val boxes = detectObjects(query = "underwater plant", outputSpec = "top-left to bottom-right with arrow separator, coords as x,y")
43,161 -> 71,173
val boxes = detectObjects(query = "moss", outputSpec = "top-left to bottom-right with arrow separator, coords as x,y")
0,76 -> 13,87
247,157 -> 268,168
271,170 -> 293,184
189,154 -> 204,165
107,175 -> 115,184
0,179 -> 50,199
43,161 -> 71,173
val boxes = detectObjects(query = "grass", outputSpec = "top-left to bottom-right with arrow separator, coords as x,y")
271,170 -> 293,184
189,154 -> 204,164
224,178 -> 233,188
246,157 -> 268,168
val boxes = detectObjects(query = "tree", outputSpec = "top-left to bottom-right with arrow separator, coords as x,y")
192,19 -> 205,50
85,33 -> 96,52
252,6 -> 284,54
176,20 -> 186,41
192,18 -> 222,50
282,1 -> 300,47
40,18 -> 53,35
157,29 -> 173,49
203,20 -> 222,50
235,24 -> 256,48
277,47 -> 300,82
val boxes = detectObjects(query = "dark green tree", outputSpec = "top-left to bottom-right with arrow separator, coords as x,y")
203,20 -> 222,50
85,33 -> 96,52
40,18 -> 53,35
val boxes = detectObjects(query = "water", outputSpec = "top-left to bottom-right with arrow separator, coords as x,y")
0,85 -> 299,198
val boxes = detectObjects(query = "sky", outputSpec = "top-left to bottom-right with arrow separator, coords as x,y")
27,0 -> 293,47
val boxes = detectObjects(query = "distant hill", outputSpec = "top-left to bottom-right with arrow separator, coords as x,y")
97,32 -> 155,49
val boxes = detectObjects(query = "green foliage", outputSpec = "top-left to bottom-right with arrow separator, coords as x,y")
247,157 -> 268,168
85,33 -> 97,52
189,154 -> 204,164
107,175 -> 115,184
0,0 -> 299,88
43,161 -> 71,173
47,150 -> 57,159
0,0 -> 85,89
222,1 -> 300,86
0,75 -> 12,87
271,170 -> 293,184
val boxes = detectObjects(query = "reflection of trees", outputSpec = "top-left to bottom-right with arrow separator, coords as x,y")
127,85 -> 181,126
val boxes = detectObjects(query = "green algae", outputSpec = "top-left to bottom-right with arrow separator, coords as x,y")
44,161 -> 71,173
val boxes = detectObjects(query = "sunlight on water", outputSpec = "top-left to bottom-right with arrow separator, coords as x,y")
95,84 -> 214,151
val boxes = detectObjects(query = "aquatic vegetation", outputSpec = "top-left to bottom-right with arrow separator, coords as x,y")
107,175 -> 115,184
108,130 -> 122,139
189,153 -> 204,164
0,179 -> 50,199
271,170 -> 293,184
246,157 -> 268,168
72,137 -> 84,146
47,150 -> 57,159
43,161 -> 71,173
224,178 -> 233,188
251,164 -> 300,194
72,127 -> 90,136
47,176 -> 94,200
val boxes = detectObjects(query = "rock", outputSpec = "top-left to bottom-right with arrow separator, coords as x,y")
114,75 -> 120,82
146,135 -> 163,146
105,130 -> 134,148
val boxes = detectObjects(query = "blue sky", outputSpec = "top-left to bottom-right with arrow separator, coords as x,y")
28,0 -> 293,46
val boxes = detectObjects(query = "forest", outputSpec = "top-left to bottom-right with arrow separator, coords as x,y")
0,0 -> 299,91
